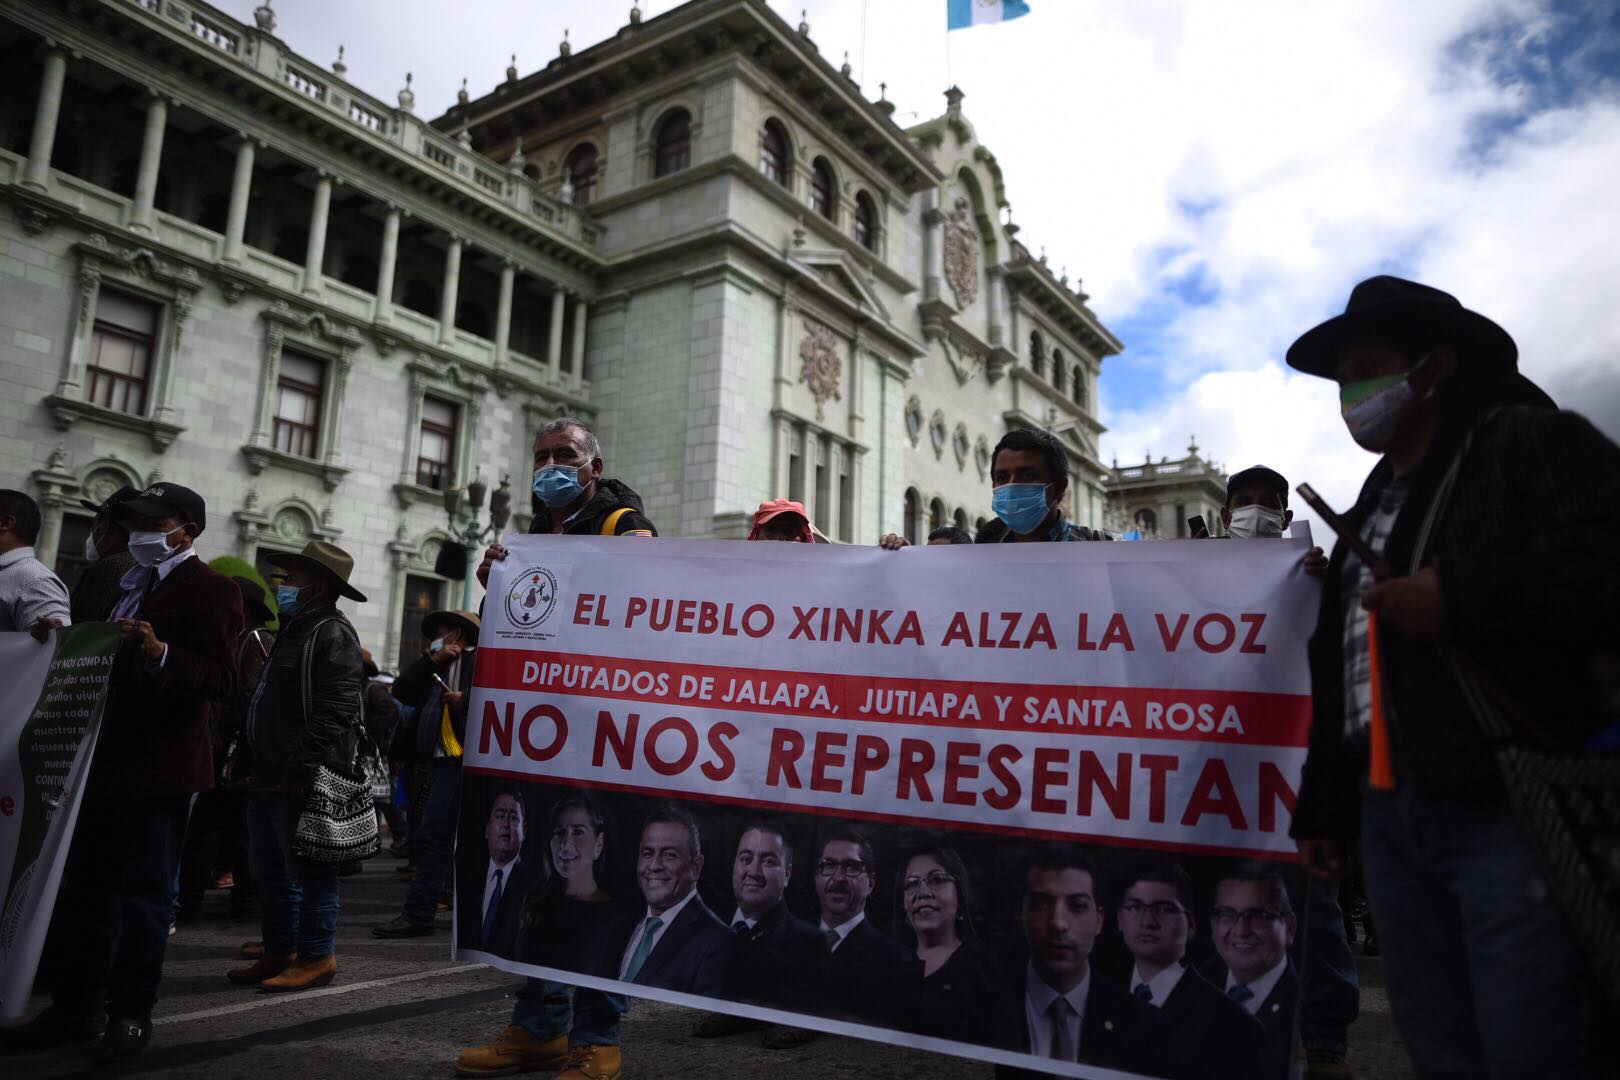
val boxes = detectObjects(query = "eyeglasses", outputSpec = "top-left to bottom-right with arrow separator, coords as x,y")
1119,900 -> 1186,919
816,858 -> 871,879
902,871 -> 956,895
1211,906 -> 1283,927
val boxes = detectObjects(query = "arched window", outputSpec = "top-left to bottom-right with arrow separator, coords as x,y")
565,143 -> 599,206
760,120 -> 790,187
1029,330 -> 1046,377
929,498 -> 945,534
654,110 -> 691,178
853,191 -> 876,251
1072,365 -> 1086,406
953,508 -> 969,532
1051,348 -> 1066,389
903,487 -> 920,545
810,157 -> 836,221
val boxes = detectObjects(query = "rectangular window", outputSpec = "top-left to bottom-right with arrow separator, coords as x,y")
272,351 -> 324,459
399,574 -> 445,664
53,514 -> 96,594
417,396 -> 458,490
87,289 -> 159,416
788,426 -> 805,504
815,437 -> 830,531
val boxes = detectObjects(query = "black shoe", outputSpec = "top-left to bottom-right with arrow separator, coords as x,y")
388,842 -> 409,858
0,1005 -> 101,1052
89,1018 -> 150,1065
372,915 -> 434,939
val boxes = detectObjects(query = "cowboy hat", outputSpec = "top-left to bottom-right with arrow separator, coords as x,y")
1286,275 -> 1517,380
231,575 -> 276,624
266,540 -> 367,602
422,609 -> 481,642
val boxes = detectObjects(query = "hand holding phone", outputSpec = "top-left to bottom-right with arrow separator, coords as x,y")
1295,483 -> 1390,580
1186,515 -> 1209,539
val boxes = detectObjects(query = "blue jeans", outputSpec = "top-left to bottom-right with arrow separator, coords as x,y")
1300,877 -> 1359,1052
246,790 -> 340,960
42,796 -> 190,1021
1361,781 -> 1604,1078
402,757 -> 460,924
513,978 -> 626,1047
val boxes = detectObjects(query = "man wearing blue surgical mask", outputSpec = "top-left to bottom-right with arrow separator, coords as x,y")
981,427 -> 1108,543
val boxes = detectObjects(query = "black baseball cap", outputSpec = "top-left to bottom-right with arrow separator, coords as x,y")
1225,465 -> 1289,507
112,483 -> 207,532
79,485 -> 140,516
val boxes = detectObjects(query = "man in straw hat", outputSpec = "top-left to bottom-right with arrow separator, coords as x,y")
228,540 -> 366,994
1286,275 -> 1620,1075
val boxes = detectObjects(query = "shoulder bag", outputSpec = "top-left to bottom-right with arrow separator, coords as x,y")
291,615 -> 381,863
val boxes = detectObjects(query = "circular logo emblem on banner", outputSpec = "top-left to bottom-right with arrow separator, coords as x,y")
506,566 -> 558,628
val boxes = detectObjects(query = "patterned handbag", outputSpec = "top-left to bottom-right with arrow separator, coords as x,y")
291,616 -> 380,863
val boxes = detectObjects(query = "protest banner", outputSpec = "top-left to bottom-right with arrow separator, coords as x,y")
0,623 -> 121,1019
457,535 -> 1316,1079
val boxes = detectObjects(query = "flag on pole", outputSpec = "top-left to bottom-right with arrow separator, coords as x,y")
948,0 -> 1030,30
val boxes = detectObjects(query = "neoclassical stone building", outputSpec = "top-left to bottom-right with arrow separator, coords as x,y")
0,0 -> 1120,665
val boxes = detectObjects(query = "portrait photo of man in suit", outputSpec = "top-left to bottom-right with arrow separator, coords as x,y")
1203,861 -> 1300,1080
459,790 -> 536,956
1118,861 -> 1265,1080
812,828 -> 913,1023
996,847 -> 1164,1079
614,805 -> 732,997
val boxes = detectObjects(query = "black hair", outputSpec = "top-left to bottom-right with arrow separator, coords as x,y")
990,427 -> 1069,487
1022,844 -> 1101,895
927,525 -> 973,545
641,802 -> 702,861
737,818 -> 795,869
1215,859 -> 1293,917
818,826 -> 876,872
892,843 -> 980,945
0,489 -> 42,545
1120,859 -> 1195,912
488,786 -> 526,827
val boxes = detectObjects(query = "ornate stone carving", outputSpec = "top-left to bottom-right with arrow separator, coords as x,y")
904,395 -> 924,447
943,196 -> 979,309
952,423 -> 970,469
974,436 -> 991,480
929,409 -> 947,460
797,319 -> 842,421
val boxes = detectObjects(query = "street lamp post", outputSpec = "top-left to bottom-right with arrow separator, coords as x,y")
443,469 -> 512,609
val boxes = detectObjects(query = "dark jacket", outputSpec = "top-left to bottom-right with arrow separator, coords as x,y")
70,549 -> 135,623
246,606 -> 364,786
1292,399 -> 1620,841
88,556 -> 243,805
815,915 -> 916,1024
532,478 -> 657,537
1159,964 -> 1267,1080
614,890 -> 733,997
993,967 -> 1169,1079
1199,958 -> 1298,1080
895,941 -> 1004,1046
390,648 -> 475,764
721,899 -> 824,1010
517,890 -> 627,976
362,679 -> 400,751
458,856 -> 538,956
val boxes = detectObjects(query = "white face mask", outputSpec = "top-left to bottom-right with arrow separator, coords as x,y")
127,527 -> 180,568
1227,504 -> 1287,540
83,530 -> 102,563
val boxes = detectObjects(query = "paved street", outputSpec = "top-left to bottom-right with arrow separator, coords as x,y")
7,864 -> 1414,1079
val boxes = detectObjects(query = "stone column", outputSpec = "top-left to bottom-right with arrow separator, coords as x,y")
303,173 -> 332,295
801,432 -> 819,526
128,94 -> 168,233
824,441 -> 843,542
775,416 -> 794,498
494,261 -> 515,365
922,190 -> 944,303
22,47 -> 67,192
373,206 -> 400,320
222,136 -> 255,263
546,289 -> 566,383
438,234 -> 462,344
569,296 -> 588,381
986,265 -> 1005,347
400,372 -> 426,486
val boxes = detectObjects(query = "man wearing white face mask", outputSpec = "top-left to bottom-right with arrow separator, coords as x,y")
1286,275 -> 1620,1077
68,485 -> 139,624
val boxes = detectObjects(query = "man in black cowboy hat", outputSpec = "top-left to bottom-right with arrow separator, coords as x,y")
1286,275 -> 1620,1076
229,540 -> 365,994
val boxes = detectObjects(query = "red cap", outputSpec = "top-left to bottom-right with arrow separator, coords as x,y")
749,499 -> 813,542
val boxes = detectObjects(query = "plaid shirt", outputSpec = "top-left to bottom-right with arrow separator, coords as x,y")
1340,482 -> 1409,741
0,546 -> 70,632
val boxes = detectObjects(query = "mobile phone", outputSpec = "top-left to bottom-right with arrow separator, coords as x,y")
1186,515 -> 1209,539
1294,483 -> 1389,579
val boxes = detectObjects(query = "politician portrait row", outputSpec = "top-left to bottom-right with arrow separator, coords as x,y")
454,778 -> 1306,1080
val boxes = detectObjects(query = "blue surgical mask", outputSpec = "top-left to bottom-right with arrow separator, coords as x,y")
275,583 -> 306,616
992,483 -> 1051,535
429,637 -> 445,653
532,464 -> 585,508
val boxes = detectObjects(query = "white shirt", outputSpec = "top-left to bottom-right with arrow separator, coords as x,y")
729,907 -> 757,931
618,885 -> 699,979
483,856 -> 519,922
1129,961 -> 1189,1006
1226,956 -> 1288,1016
1024,962 -> 1089,1060
819,910 -> 865,953
111,547 -> 196,668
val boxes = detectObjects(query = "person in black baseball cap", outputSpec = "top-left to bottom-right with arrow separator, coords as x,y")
1285,274 -> 1620,1078
70,485 -> 141,623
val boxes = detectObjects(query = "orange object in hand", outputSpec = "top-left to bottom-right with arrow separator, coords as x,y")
1367,610 -> 1396,791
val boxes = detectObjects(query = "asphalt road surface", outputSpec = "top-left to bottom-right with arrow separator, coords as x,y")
5,862 -> 1415,1079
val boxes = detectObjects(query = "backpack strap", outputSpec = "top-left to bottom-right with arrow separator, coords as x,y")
600,507 -> 632,536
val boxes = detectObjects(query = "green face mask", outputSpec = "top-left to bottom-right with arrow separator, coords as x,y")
1339,373 -> 1408,413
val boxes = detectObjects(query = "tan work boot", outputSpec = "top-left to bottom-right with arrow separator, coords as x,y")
259,953 -> 336,992
455,1025 -> 568,1077
557,1045 -> 621,1080
227,952 -> 296,985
